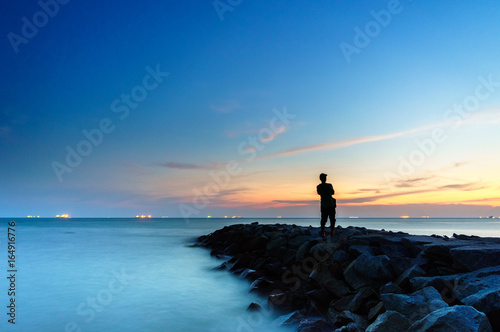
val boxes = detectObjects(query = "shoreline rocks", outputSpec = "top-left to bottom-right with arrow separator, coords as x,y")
197,223 -> 500,331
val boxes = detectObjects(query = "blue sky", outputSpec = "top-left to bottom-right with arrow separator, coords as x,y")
1,0 -> 500,218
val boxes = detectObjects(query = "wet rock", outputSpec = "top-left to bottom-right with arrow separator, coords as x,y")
449,244 -> 500,271
344,287 -> 377,315
246,302 -> 262,311
333,323 -> 364,332
332,250 -> 350,262
407,305 -> 492,332
344,253 -> 394,290
379,282 -> 404,294
395,264 -> 426,290
437,265 -> 500,331
389,255 -> 422,276
297,319 -> 334,332
213,262 -> 228,270
243,234 -> 268,251
268,245 -> 295,265
288,235 -> 311,249
309,260 -> 343,286
330,294 -> 355,313
379,243 -> 411,259
422,244 -> 454,264
381,286 -> 448,323
333,311 -> 369,331
306,288 -> 334,308
266,236 -> 287,251
275,310 -> 305,326
326,307 -> 341,325
296,241 -> 312,262
348,244 -> 376,258
268,289 -> 308,313
323,278 -> 351,298
249,277 -> 274,295
410,264 -> 500,324
367,301 -> 385,321
239,268 -> 260,281
366,310 -> 410,332
229,253 -> 255,272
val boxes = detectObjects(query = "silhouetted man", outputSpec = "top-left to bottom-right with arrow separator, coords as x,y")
317,173 -> 336,237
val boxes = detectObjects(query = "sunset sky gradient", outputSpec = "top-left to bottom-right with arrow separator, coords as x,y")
1,0 -> 500,217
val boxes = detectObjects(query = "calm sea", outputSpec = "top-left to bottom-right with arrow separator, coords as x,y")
0,217 -> 498,331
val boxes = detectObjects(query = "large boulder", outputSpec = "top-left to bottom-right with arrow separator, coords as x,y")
381,286 -> 448,323
451,265 -> 500,311
366,311 -> 410,332
331,250 -> 349,262
288,235 -> 312,249
348,244 -> 377,258
395,264 -> 426,290
367,302 -> 385,321
275,310 -> 305,326
343,287 -> 377,315
442,265 -> 500,331
379,283 -> 404,295
306,288 -> 334,308
229,253 -> 255,272
309,260 -> 342,286
266,236 -> 287,251
410,265 -> 500,327
309,260 -> 336,286
332,311 -> 369,331
449,244 -> 500,271
243,234 -> 268,251
344,253 -> 394,290
297,319 -> 334,332
268,288 -> 308,312
296,241 -> 312,262
407,305 -> 492,332
249,277 -> 275,295
323,278 -> 351,298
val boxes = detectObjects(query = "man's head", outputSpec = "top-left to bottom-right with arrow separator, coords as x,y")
319,173 -> 327,183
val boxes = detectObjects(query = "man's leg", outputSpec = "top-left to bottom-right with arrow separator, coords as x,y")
329,207 -> 336,235
320,207 -> 327,237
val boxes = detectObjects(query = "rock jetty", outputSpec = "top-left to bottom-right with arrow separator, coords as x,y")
197,223 -> 500,331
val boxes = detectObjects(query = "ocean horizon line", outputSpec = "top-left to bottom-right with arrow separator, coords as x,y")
1,216 -> 497,219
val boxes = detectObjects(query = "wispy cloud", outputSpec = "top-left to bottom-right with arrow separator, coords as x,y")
348,188 -> 383,195
271,189 -> 433,206
438,183 -> 484,191
257,109 -> 500,161
258,131 -> 405,160
340,189 -> 433,204
262,125 -> 286,142
157,161 -> 222,170
458,197 -> 500,204
272,199 -> 316,205
391,176 -> 436,189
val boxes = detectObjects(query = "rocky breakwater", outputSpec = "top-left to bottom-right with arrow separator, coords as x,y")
197,223 -> 500,331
